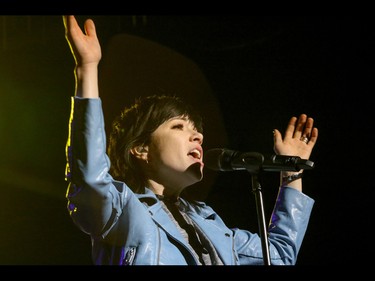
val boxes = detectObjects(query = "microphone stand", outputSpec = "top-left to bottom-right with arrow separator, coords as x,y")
240,152 -> 314,265
251,173 -> 271,266
241,152 -> 271,266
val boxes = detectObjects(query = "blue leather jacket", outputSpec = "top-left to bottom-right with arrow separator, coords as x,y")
65,97 -> 315,265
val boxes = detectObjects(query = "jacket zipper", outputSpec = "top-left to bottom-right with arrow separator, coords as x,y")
123,247 -> 136,265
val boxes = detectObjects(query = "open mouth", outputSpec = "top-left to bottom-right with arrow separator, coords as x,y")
188,149 -> 201,160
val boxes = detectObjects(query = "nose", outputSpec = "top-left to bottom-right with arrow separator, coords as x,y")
190,130 -> 203,145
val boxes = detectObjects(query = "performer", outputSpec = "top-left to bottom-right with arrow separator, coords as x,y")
63,15 -> 318,265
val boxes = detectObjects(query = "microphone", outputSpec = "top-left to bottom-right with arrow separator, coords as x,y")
204,148 -> 314,172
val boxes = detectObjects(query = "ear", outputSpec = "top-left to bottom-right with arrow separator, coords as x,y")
130,145 -> 149,161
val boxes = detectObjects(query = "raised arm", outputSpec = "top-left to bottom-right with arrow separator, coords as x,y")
63,15 -> 102,98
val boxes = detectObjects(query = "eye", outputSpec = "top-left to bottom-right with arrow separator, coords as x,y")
171,123 -> 184,130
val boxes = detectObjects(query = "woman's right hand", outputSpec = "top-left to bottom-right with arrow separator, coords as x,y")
63,15 -> 102,67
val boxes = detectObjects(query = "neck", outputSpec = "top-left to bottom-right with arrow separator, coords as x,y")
146,179 -> 181,200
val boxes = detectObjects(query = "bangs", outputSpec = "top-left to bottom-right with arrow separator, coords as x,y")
143,95 -> 203,133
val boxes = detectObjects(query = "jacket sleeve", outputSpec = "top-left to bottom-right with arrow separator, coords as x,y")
234,187 -> 314,265
65,97 -> 126,238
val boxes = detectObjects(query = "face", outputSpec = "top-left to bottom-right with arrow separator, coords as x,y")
145,116 -> 204,193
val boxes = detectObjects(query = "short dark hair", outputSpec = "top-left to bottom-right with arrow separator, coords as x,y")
108,94 -> 203,193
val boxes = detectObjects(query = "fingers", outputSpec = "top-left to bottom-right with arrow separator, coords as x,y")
301,115 -> 314,139
63,15 -> 96,39
294,114 -> 308,139
83,18 -> 97,37
63,15 -> 81,43
273,128 -> 282,145
283,113 -> 318,143
283,115 -> 299,139
63,15 -> 77,33
308,127 -> 318,146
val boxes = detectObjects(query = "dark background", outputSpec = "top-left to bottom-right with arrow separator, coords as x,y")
0,15 -> 373,267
